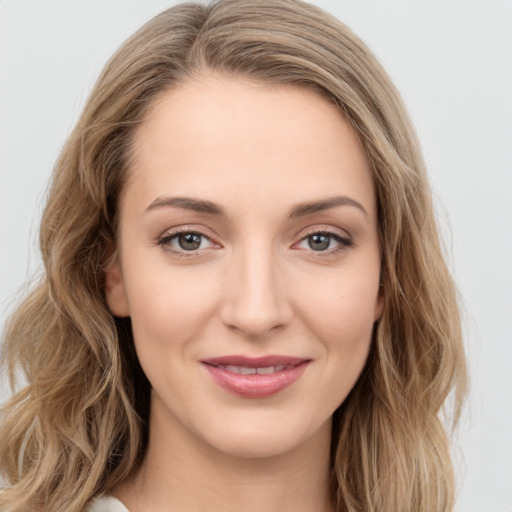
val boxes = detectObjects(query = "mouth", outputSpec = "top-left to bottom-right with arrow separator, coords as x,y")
200,355 -> 311,398
208,364 -> 296,375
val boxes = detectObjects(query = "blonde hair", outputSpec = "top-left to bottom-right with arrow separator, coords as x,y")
0,1 -> 467,511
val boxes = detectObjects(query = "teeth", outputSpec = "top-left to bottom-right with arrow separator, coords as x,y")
256,366 -> 275,375
217,365 -> 290,375
240,367 -> 257,375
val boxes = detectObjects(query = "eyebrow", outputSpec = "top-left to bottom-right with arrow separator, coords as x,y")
288,196 -> 368,219
144,196 -> 224,215
144,195 -> 368,219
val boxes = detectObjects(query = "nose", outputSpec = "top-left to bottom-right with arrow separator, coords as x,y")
219,242 -> 293,339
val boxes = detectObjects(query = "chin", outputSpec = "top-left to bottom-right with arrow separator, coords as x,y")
194,411 -> 332,460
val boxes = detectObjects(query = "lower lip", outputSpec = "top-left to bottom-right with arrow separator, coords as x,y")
202,362 -> 309,398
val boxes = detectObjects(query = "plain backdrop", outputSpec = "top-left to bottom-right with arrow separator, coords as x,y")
1,1 -> 511,510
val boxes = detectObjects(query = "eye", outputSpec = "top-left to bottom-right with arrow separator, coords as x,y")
295,231 -> 354,254
157,229 -> 216,256
174,232 -> 206,251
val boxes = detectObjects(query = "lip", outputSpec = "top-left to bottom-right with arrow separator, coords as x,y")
200,355 -> 311,398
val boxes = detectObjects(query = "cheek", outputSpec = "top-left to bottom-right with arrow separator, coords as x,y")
288,268 -> 379,427
122,259 -> 220,353
295,266 -> 380,350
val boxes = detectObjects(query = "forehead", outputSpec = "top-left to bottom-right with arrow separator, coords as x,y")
124,74 -> 376,218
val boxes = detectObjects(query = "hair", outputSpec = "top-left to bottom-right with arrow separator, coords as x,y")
0,1 -> 467,511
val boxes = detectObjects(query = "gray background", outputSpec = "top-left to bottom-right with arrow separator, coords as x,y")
1,1 -> 511,510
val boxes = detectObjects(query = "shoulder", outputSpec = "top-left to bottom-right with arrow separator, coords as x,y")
88,496 -> 130,512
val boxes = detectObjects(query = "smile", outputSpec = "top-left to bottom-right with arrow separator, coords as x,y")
213,364 -> 295,375
201,356 -> 310,398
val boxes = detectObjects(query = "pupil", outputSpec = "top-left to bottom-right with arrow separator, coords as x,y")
179,233 -> 201,250
308,234 -> 330,251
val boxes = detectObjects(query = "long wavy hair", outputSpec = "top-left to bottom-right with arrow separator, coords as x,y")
0,1 -> 467,511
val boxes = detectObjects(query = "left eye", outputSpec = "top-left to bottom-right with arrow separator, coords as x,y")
297,232 -> 350,252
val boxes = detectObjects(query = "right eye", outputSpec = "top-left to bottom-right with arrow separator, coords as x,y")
157,229 -> 216,257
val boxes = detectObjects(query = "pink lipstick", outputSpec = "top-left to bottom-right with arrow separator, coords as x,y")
200,355 -> 310,398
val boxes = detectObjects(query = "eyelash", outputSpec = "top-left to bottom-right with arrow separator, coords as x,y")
296,228 -> 354,256
156,226 -> 215,259
156,226 -> 354,259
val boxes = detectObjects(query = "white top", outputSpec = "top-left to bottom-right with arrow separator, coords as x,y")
88,496 -> 130,512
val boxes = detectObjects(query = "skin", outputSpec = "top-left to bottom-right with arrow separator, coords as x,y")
106,74 -> 383,512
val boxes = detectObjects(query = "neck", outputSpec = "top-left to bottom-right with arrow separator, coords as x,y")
113,397 -> 336,512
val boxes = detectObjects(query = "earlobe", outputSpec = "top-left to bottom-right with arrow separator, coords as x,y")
104,251 -> 130,317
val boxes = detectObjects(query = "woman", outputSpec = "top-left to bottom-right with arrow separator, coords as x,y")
0,1 -> 467,511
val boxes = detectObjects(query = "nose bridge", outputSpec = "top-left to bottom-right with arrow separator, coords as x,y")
220,236 -> 291,337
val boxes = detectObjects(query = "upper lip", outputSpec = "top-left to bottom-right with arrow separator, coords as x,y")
201,355 -> 310,368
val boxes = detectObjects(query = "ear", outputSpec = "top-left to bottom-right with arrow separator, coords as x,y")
104,249 -> 130,317
373,284 -> 385,322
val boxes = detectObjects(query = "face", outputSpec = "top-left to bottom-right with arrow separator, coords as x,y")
106,75 -> 383,459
